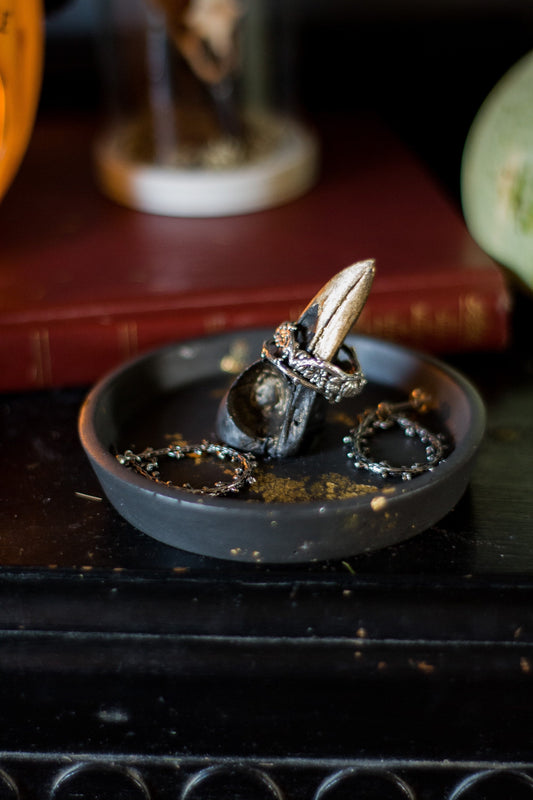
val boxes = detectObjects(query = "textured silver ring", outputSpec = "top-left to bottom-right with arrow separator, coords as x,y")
261,322 -> 367,403
344,390 -> 447,480
117,441 -> 256,496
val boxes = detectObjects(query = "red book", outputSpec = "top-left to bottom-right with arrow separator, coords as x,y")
0,115 -> 510,392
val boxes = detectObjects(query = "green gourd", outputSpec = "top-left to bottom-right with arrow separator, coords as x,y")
462,50 -> 533,291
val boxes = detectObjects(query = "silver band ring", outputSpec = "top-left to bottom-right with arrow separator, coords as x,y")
261,322 -> 367,404
117,441 -> 256,496
344,390 -> 447,480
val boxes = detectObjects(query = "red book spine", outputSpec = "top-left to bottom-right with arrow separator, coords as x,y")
0,274 -> 510,391
0,117 -> 512,392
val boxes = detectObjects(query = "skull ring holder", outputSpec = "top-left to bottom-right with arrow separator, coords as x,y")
79,262 -> 486,563
216,260 -> 375,458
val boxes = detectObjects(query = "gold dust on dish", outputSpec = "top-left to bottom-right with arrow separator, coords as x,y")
158,433 -> 394,504
249,470 -> 378,504
330,410 -> 357,428
163,432 -> 188,446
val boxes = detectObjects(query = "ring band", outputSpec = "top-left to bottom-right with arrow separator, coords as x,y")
261,322 -> 366,404
344,390 -> 447,480
117,441 -> 256,496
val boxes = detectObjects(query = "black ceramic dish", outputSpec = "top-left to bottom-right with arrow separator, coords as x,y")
79,331 -> 486,563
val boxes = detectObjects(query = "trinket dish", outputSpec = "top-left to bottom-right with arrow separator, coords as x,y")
79,331 -> 485,563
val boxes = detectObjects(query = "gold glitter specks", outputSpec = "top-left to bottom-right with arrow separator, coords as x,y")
220,339 -> 250,374
249,470 -> 377,504
371,495 -> 388,512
